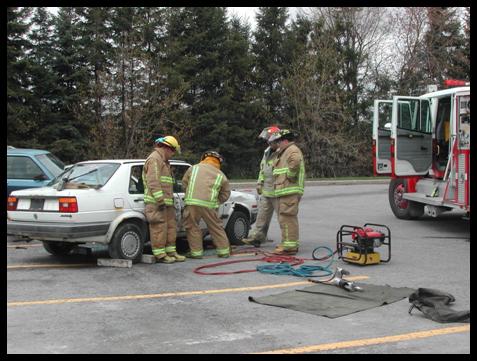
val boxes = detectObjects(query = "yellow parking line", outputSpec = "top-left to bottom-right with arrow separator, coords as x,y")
7,263 -> 94,270
7,276 -> 368,307
7,244 -> 43,248
253,325 -> 470,354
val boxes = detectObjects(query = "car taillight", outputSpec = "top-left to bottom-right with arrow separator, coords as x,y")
58,197 -> 78,213
7,196 -> 18,211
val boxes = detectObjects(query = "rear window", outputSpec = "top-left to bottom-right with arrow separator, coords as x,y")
35,153 -> 65,177
51,163 -> 120,189
7,156 -> 43,179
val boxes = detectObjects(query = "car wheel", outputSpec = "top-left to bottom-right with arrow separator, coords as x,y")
389,178 -> 424,220
42,241 -> 75,256
108,222 -> 144,262
225,210 -> 250,245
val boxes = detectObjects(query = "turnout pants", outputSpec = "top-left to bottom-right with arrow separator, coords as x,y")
183,205 -> 230,257
249,196 -> 277,242
144,204 -> 177,258
276,194 -> 301,250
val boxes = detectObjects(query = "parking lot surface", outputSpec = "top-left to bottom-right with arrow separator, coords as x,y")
7,183 -> 470,354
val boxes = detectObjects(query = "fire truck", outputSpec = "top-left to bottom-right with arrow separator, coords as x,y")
372,80 -> 470,219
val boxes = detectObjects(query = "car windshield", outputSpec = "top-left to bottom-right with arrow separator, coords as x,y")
50,163 -> 120,189
35,153 -> 65,177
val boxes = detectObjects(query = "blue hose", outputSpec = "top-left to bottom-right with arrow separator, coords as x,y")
256,246 -> 335,278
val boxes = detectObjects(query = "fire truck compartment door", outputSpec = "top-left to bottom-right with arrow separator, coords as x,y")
373,100 -> 393,175
391,96 -> 432,176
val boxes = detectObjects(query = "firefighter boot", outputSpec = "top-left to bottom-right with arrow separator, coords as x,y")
241,237 -> 262,247
155,255 -> 176,264
168,252 -> 186,262
185,251 -> 203,259
272,244 -> 298,256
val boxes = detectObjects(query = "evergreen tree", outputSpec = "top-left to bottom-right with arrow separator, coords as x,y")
47,7 -> 91,163
218,16 -> 261,176
27,7 -> 57,149
252,7 -> 290,126
423,7 -> 468,85
74,7 -> 114,159
7,7 -> 33,147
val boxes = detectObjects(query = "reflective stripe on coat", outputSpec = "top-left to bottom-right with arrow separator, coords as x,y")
142,148 -> 174,206
182,163 -> 231,209
272,142 -> 305,197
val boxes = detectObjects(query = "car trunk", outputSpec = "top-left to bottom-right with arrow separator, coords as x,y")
8,187 -> 115,224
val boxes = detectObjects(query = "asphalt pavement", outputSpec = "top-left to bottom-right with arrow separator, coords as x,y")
7,182 -> 470,354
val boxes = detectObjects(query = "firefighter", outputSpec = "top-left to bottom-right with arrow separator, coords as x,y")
242,125 -> 281,247
182,150 -> 231,258
143,136 -> 186,263
268,129 -> 305,255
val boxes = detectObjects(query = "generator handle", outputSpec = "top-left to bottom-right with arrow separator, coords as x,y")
363,223 -> 391,238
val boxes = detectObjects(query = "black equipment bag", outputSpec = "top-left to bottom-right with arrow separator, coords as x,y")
408,288 -> 470,323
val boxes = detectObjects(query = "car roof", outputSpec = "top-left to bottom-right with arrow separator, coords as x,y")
7,148 -> 51,156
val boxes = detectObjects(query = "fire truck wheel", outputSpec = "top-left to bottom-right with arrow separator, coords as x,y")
389,178 -> 424,220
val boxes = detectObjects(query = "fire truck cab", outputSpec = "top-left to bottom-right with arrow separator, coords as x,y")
372,82 -> 470,219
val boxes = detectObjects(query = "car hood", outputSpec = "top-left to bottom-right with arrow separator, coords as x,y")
230,190 -> 257,204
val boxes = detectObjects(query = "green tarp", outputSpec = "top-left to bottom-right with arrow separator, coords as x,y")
249,282 -> 415,318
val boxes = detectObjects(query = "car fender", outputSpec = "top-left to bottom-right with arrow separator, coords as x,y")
221,202 -> 250,227
105,210 -> 147,243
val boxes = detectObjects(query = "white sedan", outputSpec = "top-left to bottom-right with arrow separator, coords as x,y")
7,159 -> 258,261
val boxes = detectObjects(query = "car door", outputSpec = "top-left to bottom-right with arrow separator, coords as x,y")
170,163 -> 189,233
7,155 -> 50,196
372,99 -> 393,175
454,91 -> 470,206
127,162 -> 193,233
127,164 -> 146,212
391,96 -> 433,176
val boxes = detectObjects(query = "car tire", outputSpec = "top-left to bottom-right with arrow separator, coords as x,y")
389,178 -> 424,220
225,210 -> 250,245
108,222 -> 144,262
42,241 -> 76,256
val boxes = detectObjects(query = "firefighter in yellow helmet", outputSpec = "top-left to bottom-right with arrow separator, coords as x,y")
268,129 -> 305,255
242,125 -> 281,247
142,135 -> 186,263
182,150 -> 231,258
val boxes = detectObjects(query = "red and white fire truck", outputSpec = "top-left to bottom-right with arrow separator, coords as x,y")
372,80 -> 470,219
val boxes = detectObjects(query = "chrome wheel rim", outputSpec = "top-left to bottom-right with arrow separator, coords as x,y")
234,218 -> 248,239
121,231 -> 141,258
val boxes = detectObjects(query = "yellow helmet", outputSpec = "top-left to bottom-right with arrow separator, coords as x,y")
155,135 -> 181,154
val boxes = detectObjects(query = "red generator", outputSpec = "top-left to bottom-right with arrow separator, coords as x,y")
336,223 -> 391,265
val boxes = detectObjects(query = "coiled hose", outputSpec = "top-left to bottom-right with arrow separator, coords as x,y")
193,245 -> 337,280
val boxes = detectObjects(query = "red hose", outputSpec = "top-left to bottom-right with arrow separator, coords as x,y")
193,247 -> 305,275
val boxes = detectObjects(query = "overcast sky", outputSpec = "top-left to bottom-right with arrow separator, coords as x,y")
228,7 -> 299,30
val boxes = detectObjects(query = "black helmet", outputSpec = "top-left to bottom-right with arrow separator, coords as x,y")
201,150 -> 225,164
